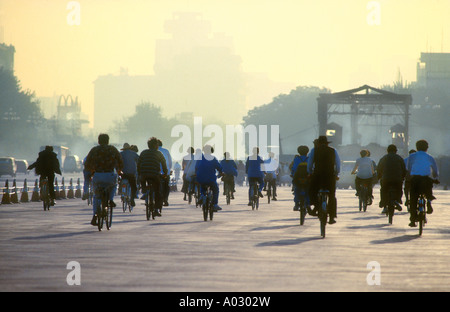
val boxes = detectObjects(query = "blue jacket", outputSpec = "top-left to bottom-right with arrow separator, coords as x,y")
195,154 -> 223,184
220,159 -> 238,176
120,149 -> 139,175
246,155 -> 264,178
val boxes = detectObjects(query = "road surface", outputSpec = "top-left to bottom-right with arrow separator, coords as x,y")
0,182 -> 449,292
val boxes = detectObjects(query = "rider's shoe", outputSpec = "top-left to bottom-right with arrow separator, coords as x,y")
109,200 -> 116,207
408,222 -> 417,227
213,205 -> 222,212
328,218 -> 336,224
258,191 -> 264,198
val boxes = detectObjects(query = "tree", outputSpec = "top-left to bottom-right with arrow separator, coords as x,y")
243,86 -> 331,155
0,68 -> 44,158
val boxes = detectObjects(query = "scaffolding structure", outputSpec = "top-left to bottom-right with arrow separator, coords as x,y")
317,85 -> 412,155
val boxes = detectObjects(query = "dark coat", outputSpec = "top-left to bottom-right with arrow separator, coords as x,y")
28,149 -> 61,176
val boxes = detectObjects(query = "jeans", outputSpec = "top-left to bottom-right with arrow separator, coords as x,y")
92,172 -> 117,215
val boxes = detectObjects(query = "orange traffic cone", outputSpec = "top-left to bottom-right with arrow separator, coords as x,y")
60,177 -> 66,199
10,179 -> 19,203
20,179 -> 29,202
1,180 -> 11,204
31,179 -> 40,202
67,178 -> 74,199
75,178 -> 82,198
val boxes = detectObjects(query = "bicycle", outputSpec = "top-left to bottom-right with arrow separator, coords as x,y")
223,175 -> 234,205
120,178 -> 132,213
144,183 -> 156,221
297,186 -> 308,225
358,182 -> 369,212
201,185 -> 214,221
317,189 -> 329,238
416,179 -> 439,236
188,181 -> 200,207
40,178 -> 51,211
95,184 -> 114,231
249,179 -> 260,210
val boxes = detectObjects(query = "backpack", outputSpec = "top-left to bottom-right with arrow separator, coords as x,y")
293,161 -> 308,186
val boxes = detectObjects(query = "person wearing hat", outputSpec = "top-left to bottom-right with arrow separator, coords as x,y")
376,144 -> 406,213
120,143 -> 139,207
307,136 -> 340,224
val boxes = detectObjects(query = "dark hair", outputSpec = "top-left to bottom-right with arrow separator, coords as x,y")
297,145 -> 309,156
147,137 -> 159,149
387,144 -> 397,153
416,140 -> 428,152
157,139 -> 162,147
98,133 -> 109,145
360,150 -> 368,157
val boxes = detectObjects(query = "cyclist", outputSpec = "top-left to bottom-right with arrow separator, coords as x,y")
85,133 -> 123,226
351,149 -> 375,205
403,149 -> 416,209
120,143 -> 139,207
181,147 -> 195,201
138,137 -> 168,217
406,140 -> 439,227
376,144 -> 406,213
246,147 -> 265,206
263,152 -> 279,201
307,136 -> 340,224
220,152 -> 238,199
28,145 -> 62,206
158,139 -> 172,206
195,145 -> 223,211
290,145 -> 310,211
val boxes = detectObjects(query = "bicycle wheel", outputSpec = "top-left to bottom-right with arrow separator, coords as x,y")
106,205 -> 113,230
318,193 -> 328,238
299,198 -> 306,225
418,197 -> 426,236
203,201 -> 208,221
122,196 -> 127,212
97,198 -> 105,232
209,195 -> 214,221
388,203 -> 394,224
146,193 -> 151,221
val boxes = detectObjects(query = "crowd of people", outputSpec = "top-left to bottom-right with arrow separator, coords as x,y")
28,134 -> 440,229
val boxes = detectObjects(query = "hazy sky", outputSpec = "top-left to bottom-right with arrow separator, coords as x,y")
1,0 -> 449,125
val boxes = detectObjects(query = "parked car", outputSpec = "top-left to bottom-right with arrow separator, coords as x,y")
337,160 -> 356,189
14,159 -> 29,174
63,155 -> 82,173
0,157 -> 17,177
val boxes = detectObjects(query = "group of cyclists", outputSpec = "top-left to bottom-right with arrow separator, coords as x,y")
29,133 -> 440,230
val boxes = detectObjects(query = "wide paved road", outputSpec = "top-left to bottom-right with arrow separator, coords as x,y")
0,184 -> 449,292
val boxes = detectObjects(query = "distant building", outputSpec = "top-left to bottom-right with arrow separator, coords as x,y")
0,43 -> 15,72
93,69 -> 154,132
417,52 -> 450,89
93,12 -> 247,132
